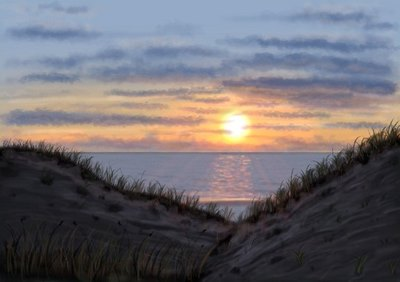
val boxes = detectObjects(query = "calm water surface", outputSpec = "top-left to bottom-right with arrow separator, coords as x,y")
86,153 -> 328,214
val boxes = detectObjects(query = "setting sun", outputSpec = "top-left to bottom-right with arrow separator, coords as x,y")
223,114 -> 249,140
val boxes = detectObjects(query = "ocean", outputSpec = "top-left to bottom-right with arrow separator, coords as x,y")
86,152 -> 328,215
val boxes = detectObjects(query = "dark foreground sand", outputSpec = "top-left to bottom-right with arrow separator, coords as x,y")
1,147 -> 400,281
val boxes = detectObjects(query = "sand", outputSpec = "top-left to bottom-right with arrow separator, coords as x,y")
1,147 -> 400,281
204,148 -> 400,281
0,149 -> 233,281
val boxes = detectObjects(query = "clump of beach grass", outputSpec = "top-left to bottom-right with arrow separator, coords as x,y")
1,223 -> 213,282
241,122 -> 400,222
0,140 -> 233,223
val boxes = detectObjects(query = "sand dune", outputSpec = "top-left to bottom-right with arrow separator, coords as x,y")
1,136 -> 400,281
205,148 -> 400,281
0,149 -> 233,281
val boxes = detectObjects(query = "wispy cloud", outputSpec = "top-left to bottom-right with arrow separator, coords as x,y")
74,136 -> 196,151
289,92 -> 382,109
229,52 -> 391,76
223,76 -> 396,95
116,102 -> 169,110
324,121 -> 386,129
251,124 -> 312,131
5,109 -> 203,126
108,87 -> 223,97
144,45 -> 222,58
274,135 -> 344,151
263,111 -> 330,119
91,64 -> 219,81
20,72 -> 79,83
7,25 -> 100,40
37,48 -> 127,69
184,96 -> 230,104
38,1 -> 89,14
291,10 -> 396,30
224,36 -> 390,53
108,87 -> 229,104
180,107 -> 220,114
233,9 -> 396,31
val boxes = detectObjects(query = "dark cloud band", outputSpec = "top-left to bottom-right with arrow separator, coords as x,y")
230,52 -> 391,76
223,76 -> 396,95
8,25 -> 100,40
324,122 -> 386,129
5,109 -> 204,126
224,36 -> 390,53
20,72 -> 79,83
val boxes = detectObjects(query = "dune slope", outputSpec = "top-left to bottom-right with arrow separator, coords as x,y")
204,148 -> 400,281
0,149 -> 232,281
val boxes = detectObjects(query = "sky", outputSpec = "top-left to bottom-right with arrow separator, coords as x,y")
1,0 -> 399,152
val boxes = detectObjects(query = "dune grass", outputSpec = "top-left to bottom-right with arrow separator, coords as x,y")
240,122 -> 400,222
1,222 -> 213,282
0,140 -> 233,223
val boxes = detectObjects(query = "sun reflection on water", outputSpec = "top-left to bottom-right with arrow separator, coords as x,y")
201,154 -> 254,203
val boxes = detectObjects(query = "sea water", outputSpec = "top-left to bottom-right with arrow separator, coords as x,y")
86,152 -> 327,215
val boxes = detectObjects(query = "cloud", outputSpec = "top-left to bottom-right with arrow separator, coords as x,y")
91,64 -> 218,81
251,124 -> 312,131
108,87 -> 223,97
180,107 -> 220,114
224,36 -> 390,53
185,96 -> 230,104
223,76 -> 396,96
38,2 -> 88,14
229,52 -> 391,76
8,25 -> 100,40
288,91 -> 387,110
144,45 -> 222,58
34,48 -> 128,69
108,87 -> 229,104
364,21 -> 396,30
74,136 -> 196,151
116,102 -> 169,110
324,121 -> 386,129
274,135 -> 344,151
263,111 -> 330,119
291,10 -> 396,30
20,72 -> 79,83
5,109 -> 204,126
155,22 -> 199,37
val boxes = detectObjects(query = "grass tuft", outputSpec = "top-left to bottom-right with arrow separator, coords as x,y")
354,254 -> 368,275
0,223 -> 213,281
388,260 -> 398,276
294,249 -> 305,266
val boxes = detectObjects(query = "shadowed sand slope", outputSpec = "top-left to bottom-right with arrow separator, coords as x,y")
204,148 -> 400,281
0,149 -> 233,281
